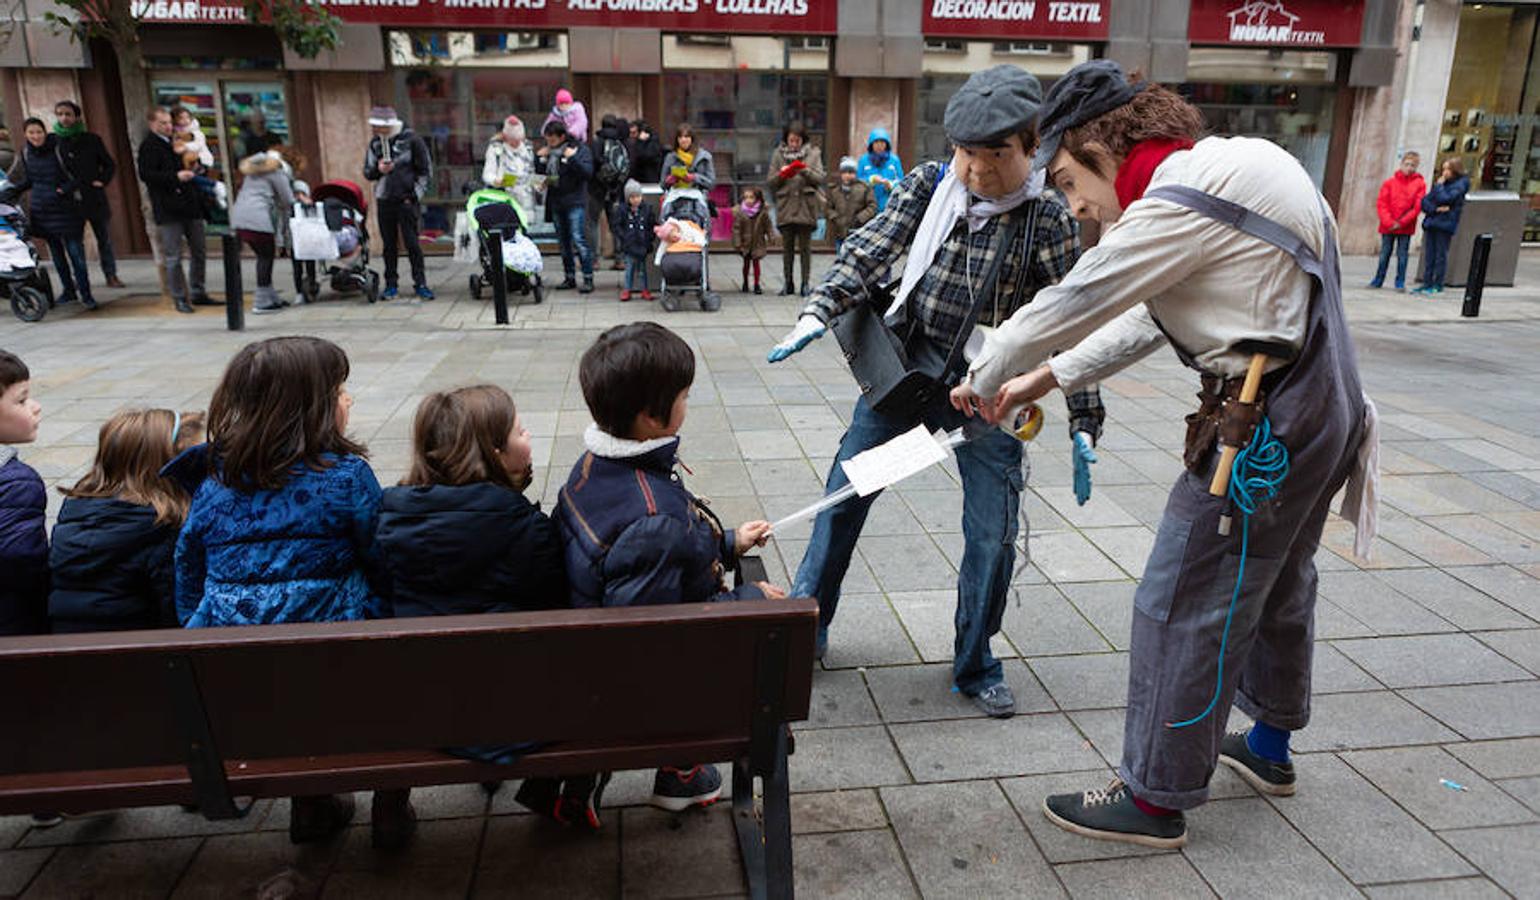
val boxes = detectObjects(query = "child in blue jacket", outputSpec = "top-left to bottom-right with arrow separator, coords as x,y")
0,350 -> 47,637
535,322 -> 784,828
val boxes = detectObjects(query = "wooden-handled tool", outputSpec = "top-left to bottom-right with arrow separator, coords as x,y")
1209,353 -> 1269,498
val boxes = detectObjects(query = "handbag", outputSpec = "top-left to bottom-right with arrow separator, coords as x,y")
831,204 -> 1028,421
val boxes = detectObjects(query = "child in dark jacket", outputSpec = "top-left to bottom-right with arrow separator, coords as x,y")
376,384 -> 565,617
175,335 -> 399,849
49,409 -> 205,633
0,349 -> 47,636
610,179 -> 657,302
731,186 -> 774,294
537,322 -> 784,826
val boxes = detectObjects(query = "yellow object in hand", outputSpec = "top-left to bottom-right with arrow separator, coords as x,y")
1001,404 -> 1045,442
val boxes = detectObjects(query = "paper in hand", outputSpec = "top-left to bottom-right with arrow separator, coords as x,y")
840,425 -> 948,497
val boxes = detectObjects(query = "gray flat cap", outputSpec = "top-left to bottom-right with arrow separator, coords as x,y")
944,65 -> 1043,147
1034,59 -> 1149,168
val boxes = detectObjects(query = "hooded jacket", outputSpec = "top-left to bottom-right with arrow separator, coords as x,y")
553,426 -> 764,609
857,128 -> 905,212
0,449 -> 49,636
826,177 -> 876,241
1420,175 -> 1470,234
48,497 -> 178,633
229,153 -> 295,235
175,452 -> 386,628
364,125 -> 432,203
375,481 -> 567,618
1376,169 -> 1426,236
8,135 -> 84,239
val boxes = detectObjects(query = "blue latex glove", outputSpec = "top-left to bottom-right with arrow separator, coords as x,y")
767,315 -> 827,363
1072,431 -> 1097,506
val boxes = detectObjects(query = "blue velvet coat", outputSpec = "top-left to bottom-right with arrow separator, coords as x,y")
175,453 -> 386,628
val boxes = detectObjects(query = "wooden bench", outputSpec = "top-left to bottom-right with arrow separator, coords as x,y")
0,586 -> 817,899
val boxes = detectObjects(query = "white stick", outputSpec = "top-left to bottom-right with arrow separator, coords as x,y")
770,428 -> 972,533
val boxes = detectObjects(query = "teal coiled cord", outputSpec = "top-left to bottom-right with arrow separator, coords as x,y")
1166,416 -> 1290,730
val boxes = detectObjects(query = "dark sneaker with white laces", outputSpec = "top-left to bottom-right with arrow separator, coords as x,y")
1218,730 -> 1296,796
1043,779 -> 1187,849
969,682 -> 1016,719
651,764 -> 722,812
555,772 -> 611,831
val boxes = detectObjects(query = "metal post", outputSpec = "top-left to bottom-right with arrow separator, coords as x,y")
1462,233 -> 1492,318
486,226 -> 510,325
221,233 -> 244,331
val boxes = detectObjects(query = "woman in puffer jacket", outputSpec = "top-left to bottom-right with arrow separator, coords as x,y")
1414,157 -> 1470,295
228,150 -> 296,313
7,118 -> 93,309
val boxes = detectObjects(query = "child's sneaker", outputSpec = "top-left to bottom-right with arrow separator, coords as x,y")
214,181 -> 229,210
555,772 -> 611,831
650,764 -> 722,811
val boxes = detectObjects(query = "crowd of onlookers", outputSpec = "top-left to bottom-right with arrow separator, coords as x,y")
0,317 -> 785,843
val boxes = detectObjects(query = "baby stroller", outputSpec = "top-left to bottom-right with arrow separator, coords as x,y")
291,180 -> 380,304
657,186 -> 720,312
0,199 -> 56,324
463,187 -> 543,304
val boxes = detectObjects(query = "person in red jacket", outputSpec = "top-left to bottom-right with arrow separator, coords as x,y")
1369,151 -> 1426,291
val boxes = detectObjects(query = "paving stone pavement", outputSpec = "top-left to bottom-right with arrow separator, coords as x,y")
2,250 -> 1539,898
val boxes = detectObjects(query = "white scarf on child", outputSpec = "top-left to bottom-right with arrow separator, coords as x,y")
584,423 -> 679,460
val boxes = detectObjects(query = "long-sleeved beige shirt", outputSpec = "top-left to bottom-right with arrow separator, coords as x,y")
969,136 -> 1328,395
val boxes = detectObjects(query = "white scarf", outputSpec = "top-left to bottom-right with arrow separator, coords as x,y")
584,423 -> 679,460
887,166 -> 1044,320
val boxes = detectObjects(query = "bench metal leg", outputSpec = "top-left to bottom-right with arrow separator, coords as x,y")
166,656 -> 252,820
731,727 -> 794,900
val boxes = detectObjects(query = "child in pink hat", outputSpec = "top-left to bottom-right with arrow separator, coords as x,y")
543,88 -> 588,144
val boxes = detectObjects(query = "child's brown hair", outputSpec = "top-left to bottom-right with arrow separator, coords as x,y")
740,186 -> 762,205
62,409 -> 202,526
0,349 -> 28,393
402,385 -> 525,491
207,336 -> 365,491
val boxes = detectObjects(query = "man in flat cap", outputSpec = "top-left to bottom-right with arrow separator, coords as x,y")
767,64 -> 1105,718
952,60 -> 1376,847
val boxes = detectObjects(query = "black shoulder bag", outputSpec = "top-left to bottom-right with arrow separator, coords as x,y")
831,203 -> 1029,422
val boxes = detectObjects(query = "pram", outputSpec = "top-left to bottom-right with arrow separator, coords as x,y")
657,186 -> 720,312
462,186 -> 544,305
0,198 -> 56,323
291,180 -> 380,304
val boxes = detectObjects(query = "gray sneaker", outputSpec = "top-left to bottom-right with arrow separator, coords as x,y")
1218,730 -> 1296,796
969,682 -> 1016,718
1042,779 -> 1187,849
651,764 -> 722,812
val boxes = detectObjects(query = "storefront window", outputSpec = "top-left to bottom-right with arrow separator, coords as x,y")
222,83 -> 290,163
918,41 -> 1093,166
661,37 -> 830,241
1181,48 -> 1337,188
389,31 -> 569,249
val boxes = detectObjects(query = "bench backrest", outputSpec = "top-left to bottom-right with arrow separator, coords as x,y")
0,600 -> 817,776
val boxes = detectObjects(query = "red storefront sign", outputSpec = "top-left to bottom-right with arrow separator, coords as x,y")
1188,0 -> 1365,48
132,0 -> 837,32
922,0 -> 1109,41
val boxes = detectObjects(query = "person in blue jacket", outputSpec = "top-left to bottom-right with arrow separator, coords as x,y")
544,322 -> 784,827
857,126 -> 904,212
0,350 -> 47,637
1414,156 -> 1469,295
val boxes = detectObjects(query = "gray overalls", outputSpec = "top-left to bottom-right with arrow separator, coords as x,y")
1120,185 -> 1366,810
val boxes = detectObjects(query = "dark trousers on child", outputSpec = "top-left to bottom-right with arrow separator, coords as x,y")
780,224 -> 812,290
742,255 -> 761,289
1422,229 -> 1453,288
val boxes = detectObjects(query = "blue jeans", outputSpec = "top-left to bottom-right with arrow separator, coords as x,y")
1422,229 -> 1452,287
554,204 -> 593,279
46,234 -> 91,302
792,395 -> 1025,695
1371,233 -> 1409,288
623,252 -> 648,291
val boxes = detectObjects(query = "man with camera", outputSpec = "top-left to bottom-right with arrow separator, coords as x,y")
767,65 -> 1104,718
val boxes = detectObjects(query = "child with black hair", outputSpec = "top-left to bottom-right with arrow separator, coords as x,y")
49,408 -> 205,633
534,322 -> 785,828
0,349 -> 47,636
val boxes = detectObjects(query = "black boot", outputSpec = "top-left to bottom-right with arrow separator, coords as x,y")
370,789 -> 417,852
579,277 -> 594,294
288,793 -> 356,844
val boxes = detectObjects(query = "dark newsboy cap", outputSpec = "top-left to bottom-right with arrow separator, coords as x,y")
943,65 -> 1043,147
1034,59 -> 1149,168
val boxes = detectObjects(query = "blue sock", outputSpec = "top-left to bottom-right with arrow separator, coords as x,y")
1246,721 -> 1291,763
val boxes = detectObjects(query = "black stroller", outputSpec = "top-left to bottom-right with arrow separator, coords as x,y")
657,187 -> 720,312
292,180 -> 380,304
0,200 -> 56,323
463,186 -> 544,305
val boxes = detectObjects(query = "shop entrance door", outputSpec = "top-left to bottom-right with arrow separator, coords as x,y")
150,78 -> 292,232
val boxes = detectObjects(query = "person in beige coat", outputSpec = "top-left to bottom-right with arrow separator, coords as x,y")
767,121 -> 825,296
826,156 -> 876,252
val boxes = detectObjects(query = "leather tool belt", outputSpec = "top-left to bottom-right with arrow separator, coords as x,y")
1184,372 -> 1266,475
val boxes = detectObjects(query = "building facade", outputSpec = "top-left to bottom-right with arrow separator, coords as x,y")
0,0 -> 1456,258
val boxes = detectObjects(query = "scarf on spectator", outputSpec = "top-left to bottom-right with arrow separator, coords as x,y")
674,147 -> 694,167
53,121 -> 84,139
1114,138 -> 1194,209
780,143 -> 807,162
741,199 -> 761,217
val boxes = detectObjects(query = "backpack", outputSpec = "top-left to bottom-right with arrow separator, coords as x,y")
597,137 -> 629,188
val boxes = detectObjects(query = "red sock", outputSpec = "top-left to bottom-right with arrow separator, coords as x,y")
1132,795 -> 1178,818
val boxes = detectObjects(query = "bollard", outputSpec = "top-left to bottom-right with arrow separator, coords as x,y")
221,232 -> 244,331
1462,233 -> 1493,318
486,227 -> 510,325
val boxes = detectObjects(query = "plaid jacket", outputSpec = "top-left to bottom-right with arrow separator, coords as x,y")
804,160 -> 1105,440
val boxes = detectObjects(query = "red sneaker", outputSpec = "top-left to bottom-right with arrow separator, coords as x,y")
619,290 -> 631,302
641,290 -> 655,301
